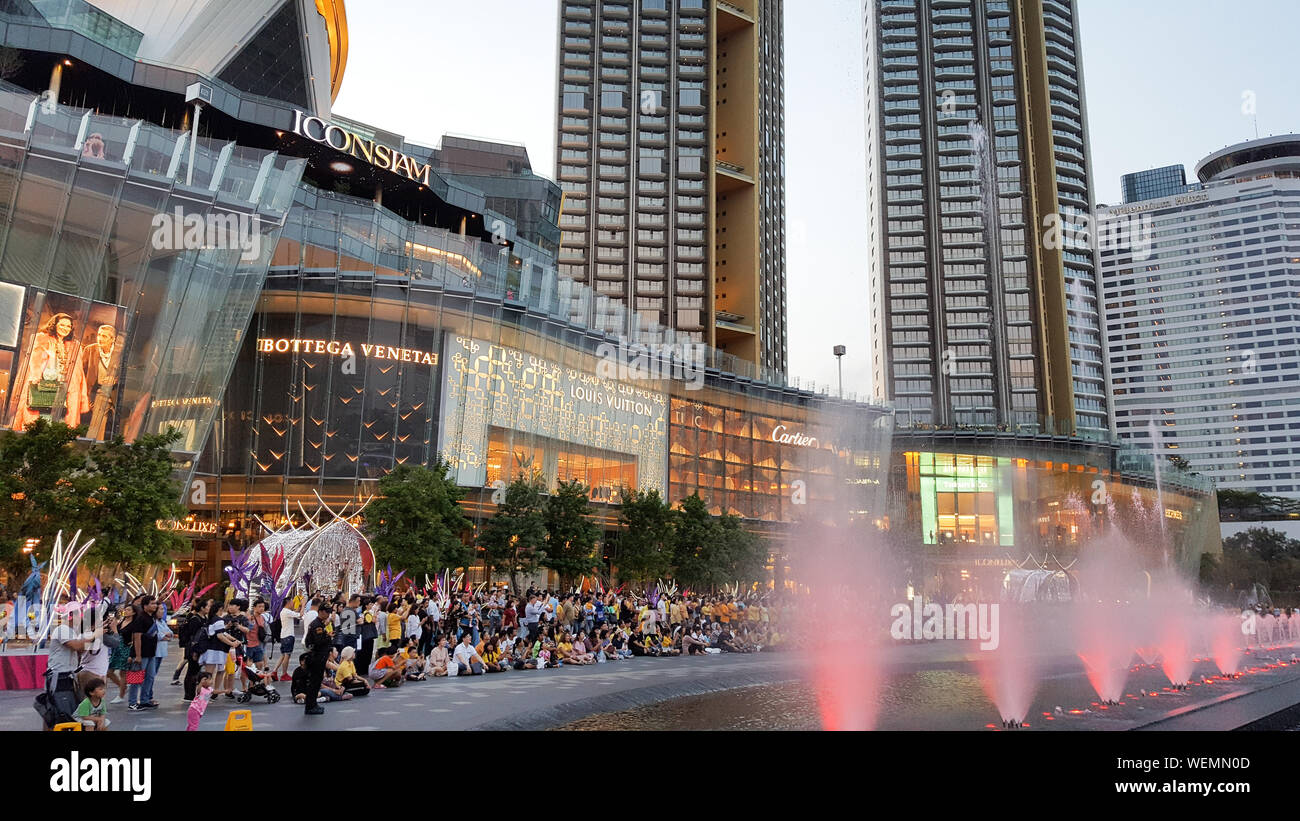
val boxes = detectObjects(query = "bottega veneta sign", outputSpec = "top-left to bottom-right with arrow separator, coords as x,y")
291,110 -> 431,185
257,337 -> 439,366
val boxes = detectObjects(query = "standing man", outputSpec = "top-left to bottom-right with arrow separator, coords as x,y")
523,594 -> 542,643
357,597 -> 378,676
337,594 -> 360,656
76,324 -> 120,440
274,597 -> 300,682
302,603 -> 332,715
124,595 -> 159,711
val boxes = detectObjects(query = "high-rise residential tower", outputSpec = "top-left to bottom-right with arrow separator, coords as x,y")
1102,135 -> 1300,496
863,0 -> 1109,436
555,0 -> 787,373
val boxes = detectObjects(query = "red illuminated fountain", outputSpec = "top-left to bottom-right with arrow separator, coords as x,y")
977,602 -> 1038,726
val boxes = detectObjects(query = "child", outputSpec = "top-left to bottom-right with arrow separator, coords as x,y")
369,646 -> 404,688
75,678 -> 110,731
291,653 -> 314,703
401,638 -> 425,681
187,672 -> 213,731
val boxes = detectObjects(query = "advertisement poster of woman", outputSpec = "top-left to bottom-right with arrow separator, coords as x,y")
7,291 -> 126,438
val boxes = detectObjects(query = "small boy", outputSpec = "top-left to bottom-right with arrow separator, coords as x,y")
76,678 -> 109,731
291,653 -> 313,703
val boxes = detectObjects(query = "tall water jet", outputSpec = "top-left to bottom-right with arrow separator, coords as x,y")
977,601 -> 1038,726
1072,528 -> 1145,702
1150,577 -> 1196,687
1210,609 -> 1245,675
791,403 -> 894,730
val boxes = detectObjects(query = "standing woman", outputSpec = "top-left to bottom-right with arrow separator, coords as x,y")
374,600 -> 390,656
200,601 -> 240,697
106,605 -> 133,704
387,598 -> 406,648
15,312 -> 83,430
182,599 -> 213,701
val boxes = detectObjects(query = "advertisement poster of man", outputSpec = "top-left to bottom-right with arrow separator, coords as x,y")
5,289 -> 126,440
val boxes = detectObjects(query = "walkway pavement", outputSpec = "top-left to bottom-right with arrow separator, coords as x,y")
0,652 -> 801,732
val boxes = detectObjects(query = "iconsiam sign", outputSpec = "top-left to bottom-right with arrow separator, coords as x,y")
254,491 -> 376,596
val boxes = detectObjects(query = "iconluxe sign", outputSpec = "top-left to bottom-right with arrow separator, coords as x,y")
257,338 -> 439,366
291,110 -> 431,185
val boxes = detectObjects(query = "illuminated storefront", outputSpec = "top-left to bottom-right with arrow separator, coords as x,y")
908,452 -> 1015,547
439,335 -> 666,495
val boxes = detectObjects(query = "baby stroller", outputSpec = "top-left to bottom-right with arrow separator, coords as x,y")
235,661 -> 281,704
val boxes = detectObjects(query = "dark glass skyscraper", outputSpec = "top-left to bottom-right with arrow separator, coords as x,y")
1120,164 -> 1187,203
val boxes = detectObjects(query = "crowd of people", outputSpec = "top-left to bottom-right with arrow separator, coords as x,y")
40,584 -> 788,728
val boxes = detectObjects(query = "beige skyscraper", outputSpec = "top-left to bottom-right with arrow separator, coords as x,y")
554,0 -> 787,373
863,0 -> 1109,437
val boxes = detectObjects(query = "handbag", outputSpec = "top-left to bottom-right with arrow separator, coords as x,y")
124,661 -> 145,685
28,379 -> 60,410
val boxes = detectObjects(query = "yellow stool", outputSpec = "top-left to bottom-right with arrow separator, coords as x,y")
52,721 -> 82,731
224,709 -> 253,731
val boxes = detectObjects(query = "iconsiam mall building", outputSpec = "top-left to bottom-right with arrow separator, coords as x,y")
0,0 -> 1217,594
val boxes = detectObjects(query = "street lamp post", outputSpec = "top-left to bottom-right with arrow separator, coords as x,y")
833,345 -> 846,399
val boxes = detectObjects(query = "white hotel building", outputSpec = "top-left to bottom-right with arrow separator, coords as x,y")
1100,135 -> 1300,496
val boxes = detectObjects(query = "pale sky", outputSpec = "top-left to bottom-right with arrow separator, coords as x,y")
334,0 -> 1299,400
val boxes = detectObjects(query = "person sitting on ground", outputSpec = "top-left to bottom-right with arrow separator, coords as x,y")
425,635 -> 450,677
570,632 -> 597,664
76,677 -> 109,731
480,636 -> 509,673
400,638 -> 426,680
335,646 -> 370,695
369,646 -> 404,689
291,653 -> 314,704
453,632 -> 485,675
718,625 -> 747,654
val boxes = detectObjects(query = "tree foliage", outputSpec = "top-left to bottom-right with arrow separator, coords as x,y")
541,479 -> 600,587
670,493 -> 768,590
364,460 -> 471,576
1208,528 -> 1300,601
615,487 -> 675,584
0,420 -> 186,576
84,430 -> 187,567
478,473 -> 548,590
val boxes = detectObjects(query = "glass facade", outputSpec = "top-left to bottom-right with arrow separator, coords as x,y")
1119,164 -> 1187,204
0,85 -> 301,459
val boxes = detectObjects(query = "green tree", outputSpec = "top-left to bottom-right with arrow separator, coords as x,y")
0,421 -> 190,576
83,430 -> 187,567
541,479 -> 600,589
364,460 -> 471,576
0,420 -> 97,576
615,487 -> 674,585
478,474 -> 548,590
672,493 -> 716,589
715,512 -> 769,586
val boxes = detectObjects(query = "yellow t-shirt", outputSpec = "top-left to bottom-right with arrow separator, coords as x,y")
387,612 -> 402,640
335,659 -> 355,685
558,641 -> 573,655
719,604 -> 731,624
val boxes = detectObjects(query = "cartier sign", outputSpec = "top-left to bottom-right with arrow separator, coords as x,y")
291,110 -> 432,185
771,424 -> 819,448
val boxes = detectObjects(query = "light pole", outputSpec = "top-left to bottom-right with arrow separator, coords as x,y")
833,345 -> 846,398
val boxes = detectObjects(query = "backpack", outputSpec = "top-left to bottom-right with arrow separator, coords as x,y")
187,616 -> 213,657
34,673 -> 79,729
